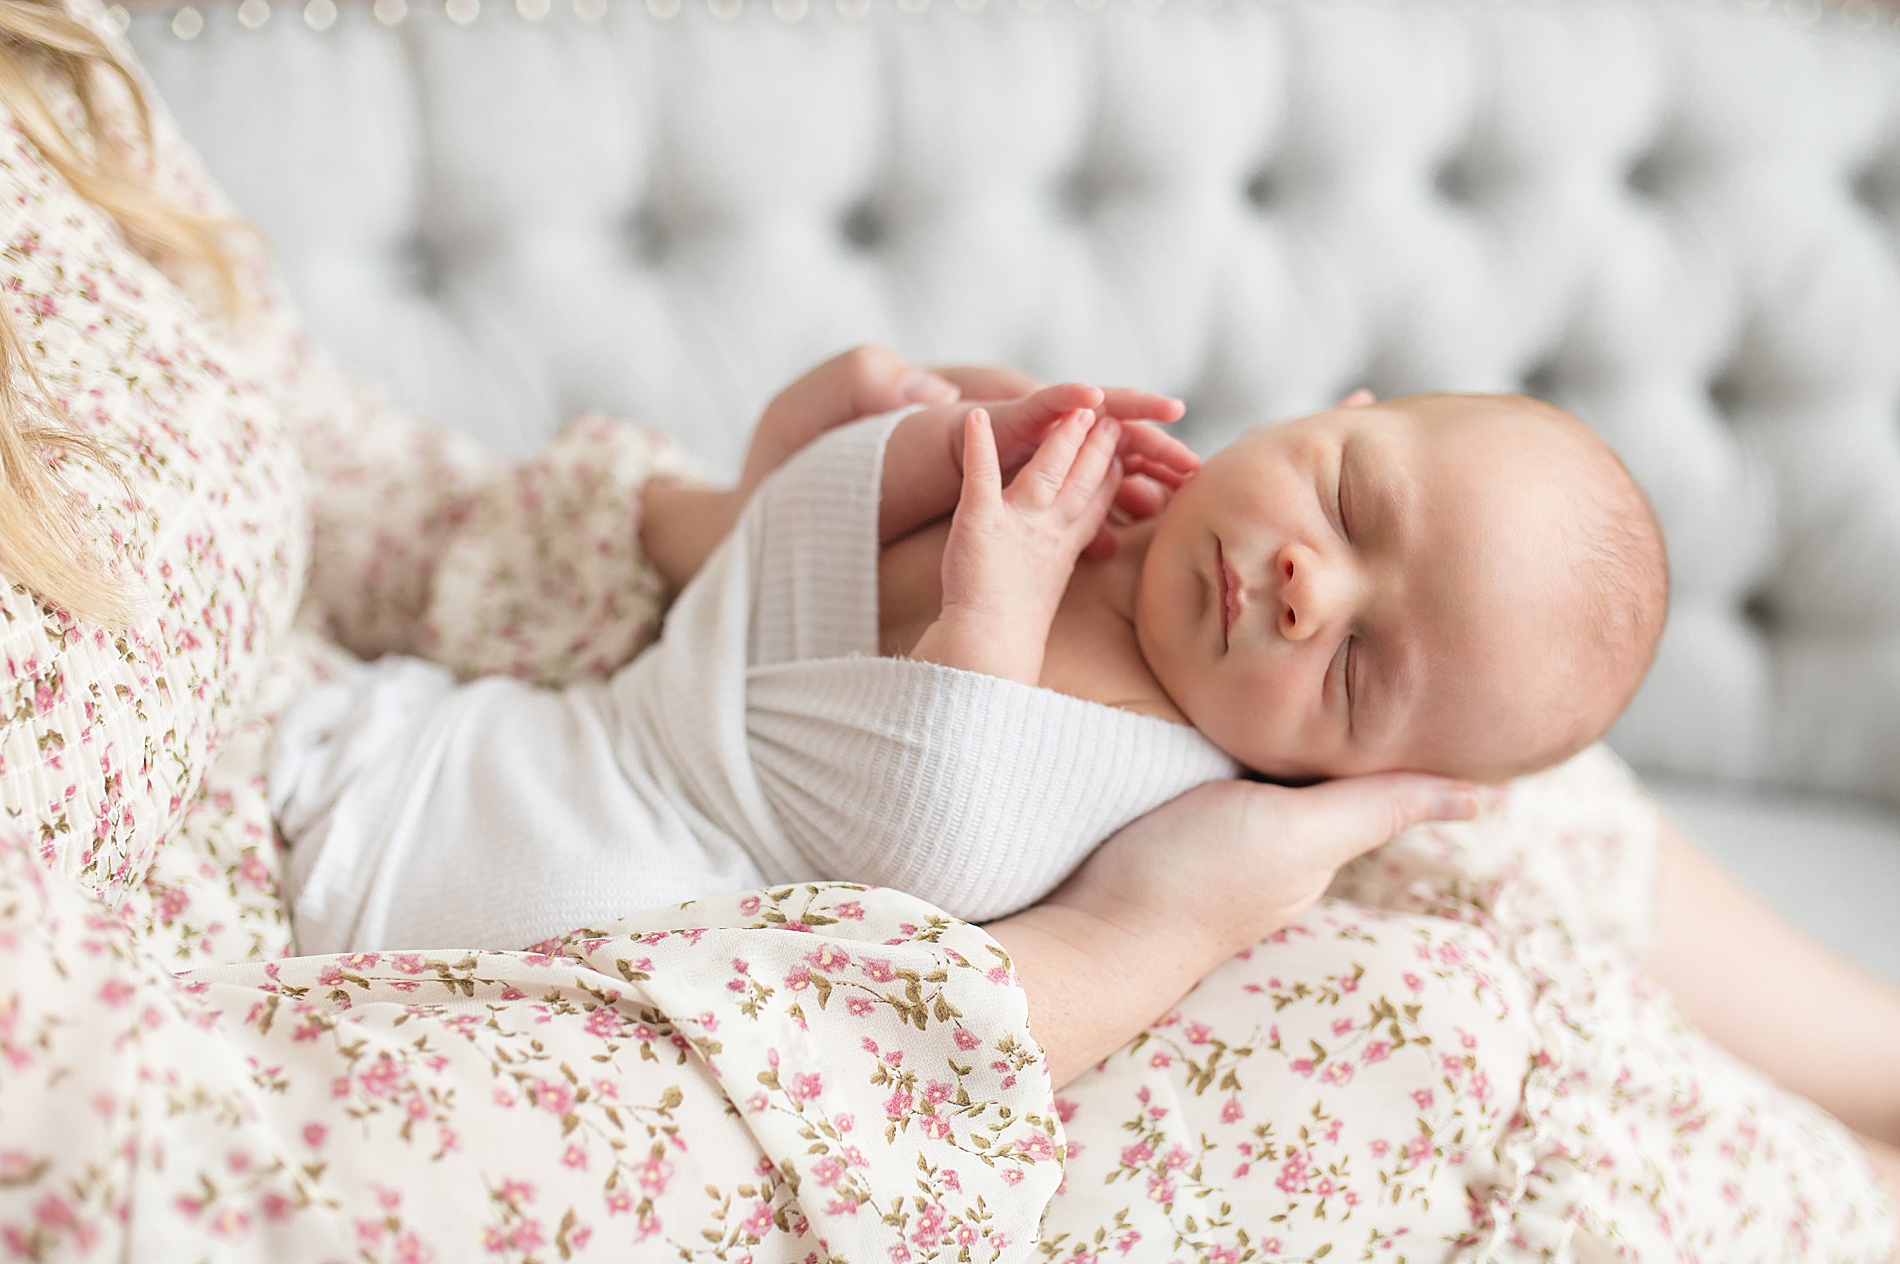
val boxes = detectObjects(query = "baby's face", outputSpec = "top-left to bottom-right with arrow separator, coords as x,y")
1135,396 -> 1628,782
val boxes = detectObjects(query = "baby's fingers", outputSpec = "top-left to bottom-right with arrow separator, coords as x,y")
1059,413 -> 1123,512
1064,422 -> 1125,561
1011,408 -> 1097,507
960,408 -> 1004,505
1082,453 -> 1123,528
1097,387 -> 1186,425
1119,421 -> 1200,484
989,384 -> 1103,440
1121,454 -> 1193,492
1113,472 -> 1171,520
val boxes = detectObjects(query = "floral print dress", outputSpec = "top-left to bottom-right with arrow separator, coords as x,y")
0,12 -> 1891,1261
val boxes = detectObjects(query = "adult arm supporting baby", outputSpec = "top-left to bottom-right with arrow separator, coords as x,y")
986,772 -> 1481,1090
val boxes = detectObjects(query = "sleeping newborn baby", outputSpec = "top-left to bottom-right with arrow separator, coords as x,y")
272,371 -> 1667,954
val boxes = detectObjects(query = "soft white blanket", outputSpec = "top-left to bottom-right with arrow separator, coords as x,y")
272,413 -> 1236,952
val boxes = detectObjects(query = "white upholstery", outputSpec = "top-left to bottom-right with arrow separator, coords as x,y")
126,0 -> 1900,812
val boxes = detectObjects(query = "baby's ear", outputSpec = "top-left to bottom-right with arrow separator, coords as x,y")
1336,388 -> 1376,409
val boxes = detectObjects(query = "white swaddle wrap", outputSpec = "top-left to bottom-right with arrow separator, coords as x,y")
273,413 -> 1238,953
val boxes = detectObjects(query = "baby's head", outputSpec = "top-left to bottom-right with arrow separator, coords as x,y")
1135,392 -> 1667,783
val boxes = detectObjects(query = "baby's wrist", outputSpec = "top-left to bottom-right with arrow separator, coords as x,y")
912,605 -> 1046,685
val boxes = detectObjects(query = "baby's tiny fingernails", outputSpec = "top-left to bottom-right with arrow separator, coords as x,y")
899,370 -> 960,405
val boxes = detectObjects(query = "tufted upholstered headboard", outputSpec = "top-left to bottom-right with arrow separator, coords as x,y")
126,0 -> 1900,804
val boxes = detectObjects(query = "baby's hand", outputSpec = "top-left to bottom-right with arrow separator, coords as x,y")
973,385 -> 1197,490
968,384 -> 1199,557
911,407 -> 1122,685
879,380 -> 1199,554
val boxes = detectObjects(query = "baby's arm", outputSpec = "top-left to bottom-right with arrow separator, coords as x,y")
642,346 -> 961,594
909,407 -> 1120,685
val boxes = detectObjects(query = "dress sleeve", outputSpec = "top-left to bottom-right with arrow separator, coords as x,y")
0,821 -> 1065,1262
132,53 -> 707,686
286,358 -> 704,684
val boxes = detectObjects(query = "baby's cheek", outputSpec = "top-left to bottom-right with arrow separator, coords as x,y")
1202,666 -> 1299,771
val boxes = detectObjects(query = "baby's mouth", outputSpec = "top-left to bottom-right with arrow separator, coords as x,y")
1216,539 -> 1235,649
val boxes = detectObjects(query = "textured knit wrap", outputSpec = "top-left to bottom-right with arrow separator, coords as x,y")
273,411 -> 1238,951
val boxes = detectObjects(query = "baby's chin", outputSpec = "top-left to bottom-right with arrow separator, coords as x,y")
1227,737 -> 1574,787
1236,754 -> 1481,789
1224,746 -> 1364,787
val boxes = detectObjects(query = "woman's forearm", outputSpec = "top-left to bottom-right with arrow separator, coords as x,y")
639,481 -> 742,595
987,900 -> 1235,1090
986,774 -> 1479,1092
987,810 -> 1253,1090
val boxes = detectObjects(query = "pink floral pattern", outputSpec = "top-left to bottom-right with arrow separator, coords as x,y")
1,837 -> 1059,1258
0,8 -> 1890,1262
1039,900 -> 1536,1264
1032,751 -> 1893,1263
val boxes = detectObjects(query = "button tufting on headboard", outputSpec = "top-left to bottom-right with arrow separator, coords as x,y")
129,0 -> 1900,803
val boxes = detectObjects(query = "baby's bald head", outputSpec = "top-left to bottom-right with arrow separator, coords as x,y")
1137,389 -> 1670,785
1396,392 -> 1669,779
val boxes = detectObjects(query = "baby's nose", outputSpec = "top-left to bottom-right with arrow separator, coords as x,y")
1276,544 -> 1346,642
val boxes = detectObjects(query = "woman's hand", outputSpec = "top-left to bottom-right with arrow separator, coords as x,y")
1070,774 -> 1478,953
987,773 -> 1479,1089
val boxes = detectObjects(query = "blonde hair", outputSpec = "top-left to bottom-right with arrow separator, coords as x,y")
0,0 -> 244,625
